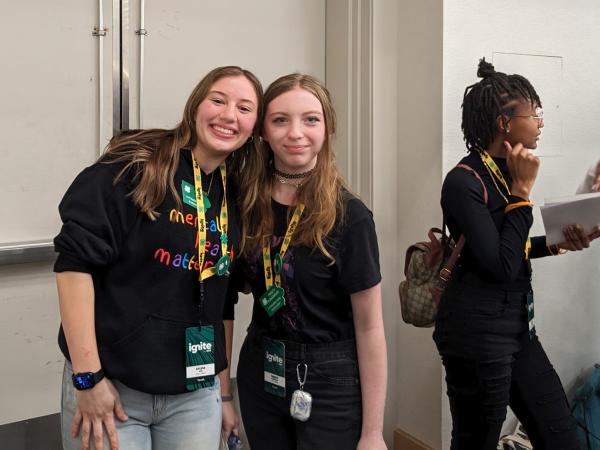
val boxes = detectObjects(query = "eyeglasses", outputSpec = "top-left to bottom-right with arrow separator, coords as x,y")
507,107 -> 544,125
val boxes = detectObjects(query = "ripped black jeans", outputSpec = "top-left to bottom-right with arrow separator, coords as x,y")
434,283 -> 579,450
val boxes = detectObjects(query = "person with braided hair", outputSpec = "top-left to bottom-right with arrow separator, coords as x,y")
433,58 -> 600,449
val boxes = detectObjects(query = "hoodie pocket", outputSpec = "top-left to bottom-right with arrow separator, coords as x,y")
101,314 -> 219,395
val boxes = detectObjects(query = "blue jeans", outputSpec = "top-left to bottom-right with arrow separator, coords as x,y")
61,361 -> 222,450
237,328 -> 362,450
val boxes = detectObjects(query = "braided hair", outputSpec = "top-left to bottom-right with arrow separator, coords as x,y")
461,58 -> 541,153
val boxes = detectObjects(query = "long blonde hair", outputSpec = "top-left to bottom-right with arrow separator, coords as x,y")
240,73 -> 346,262
100,66 -> 264,220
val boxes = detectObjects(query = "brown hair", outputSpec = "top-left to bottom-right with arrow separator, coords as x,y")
240,73 -> 346,262
100,66 -> 263,219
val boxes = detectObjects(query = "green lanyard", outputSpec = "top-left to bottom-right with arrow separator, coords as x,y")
191,153 -> 230,281
262,203 -> 305,291
478,150 -> 531,259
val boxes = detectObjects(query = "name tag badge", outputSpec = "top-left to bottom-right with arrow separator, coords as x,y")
182,180 -> 212,210
216,254 -> 231,276
181,180 -> 197,208
259,285 -> 285,317
185,325 -> 215,391
263,338 -> 285,398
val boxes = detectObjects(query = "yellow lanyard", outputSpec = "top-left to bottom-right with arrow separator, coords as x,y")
479,150 -> 511,203
478,150 -> 531,259
262,203 -> 305,290
192,153 -> 230,281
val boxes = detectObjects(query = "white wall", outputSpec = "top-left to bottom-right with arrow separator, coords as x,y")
0,263 -> 63,424
443,0 -> 600,446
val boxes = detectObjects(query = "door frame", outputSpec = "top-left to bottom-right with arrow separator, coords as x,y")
326,0 -> 373,206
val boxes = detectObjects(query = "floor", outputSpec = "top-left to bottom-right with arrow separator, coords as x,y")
0,414 -> 61,450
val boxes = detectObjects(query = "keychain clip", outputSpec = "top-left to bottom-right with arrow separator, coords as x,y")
290,363 -> 312,421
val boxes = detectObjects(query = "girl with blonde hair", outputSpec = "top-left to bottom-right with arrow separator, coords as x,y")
233,73 -> 388,450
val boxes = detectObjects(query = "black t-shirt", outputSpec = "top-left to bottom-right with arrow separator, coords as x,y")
442,152 -> 551,290
54,149 -> 239,394
236,192 -> 381,342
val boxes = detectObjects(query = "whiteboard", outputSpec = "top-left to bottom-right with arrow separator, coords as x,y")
1,0 -> 101,243
1,0 -> 326,245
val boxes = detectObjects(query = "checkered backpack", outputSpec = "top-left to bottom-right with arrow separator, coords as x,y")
399,164 -> 487,327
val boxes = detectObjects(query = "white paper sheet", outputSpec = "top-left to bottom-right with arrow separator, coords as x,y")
540,192 -> 600,245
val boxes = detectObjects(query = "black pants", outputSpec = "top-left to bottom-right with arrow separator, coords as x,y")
237,329 -> 362,450
434,283 -> 579,450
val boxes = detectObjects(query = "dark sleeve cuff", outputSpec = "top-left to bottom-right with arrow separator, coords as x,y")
529,236 -> 551,259
53,253 -> 94,273
346,274 -> 382,295
222,303 -> 235,320
222,282 -> 239,320
508,195 -> 530,203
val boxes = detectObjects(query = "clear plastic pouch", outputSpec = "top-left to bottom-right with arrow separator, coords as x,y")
290,389 -> 312,421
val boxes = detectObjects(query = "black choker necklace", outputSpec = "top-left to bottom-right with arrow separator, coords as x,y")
273,167 -> 314,179
273,173 -> 303,188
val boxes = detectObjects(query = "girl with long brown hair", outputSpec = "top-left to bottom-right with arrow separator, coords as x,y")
54,66 -> 262,450
233,73 -> 388,450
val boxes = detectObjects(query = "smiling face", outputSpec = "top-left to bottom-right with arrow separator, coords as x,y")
504,100 -> 544,150
193,75 -> 258,163
263,87 -> 326,174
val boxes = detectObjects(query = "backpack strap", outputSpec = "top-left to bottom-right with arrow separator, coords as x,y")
456,163 -> 488,204
437,237 -> 465,286
436,163 -> 489,288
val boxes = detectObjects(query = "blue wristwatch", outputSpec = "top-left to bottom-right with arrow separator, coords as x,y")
72,369 -> 105,390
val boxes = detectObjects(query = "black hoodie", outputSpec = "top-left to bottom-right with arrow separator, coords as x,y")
54,150 -> 238,394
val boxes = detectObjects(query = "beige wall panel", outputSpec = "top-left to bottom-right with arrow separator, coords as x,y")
140,0 -> 325,130
377,0 -> 443,448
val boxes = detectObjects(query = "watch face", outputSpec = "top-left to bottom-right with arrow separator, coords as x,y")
73,373 -> 95,390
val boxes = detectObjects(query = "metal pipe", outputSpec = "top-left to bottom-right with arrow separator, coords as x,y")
93,0 -> 107,154
112,0 -> 120,135
98,0 -> 105,154
136,0 -> 147,128
121,0 -> 129,130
